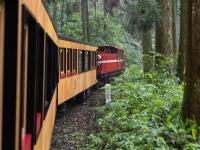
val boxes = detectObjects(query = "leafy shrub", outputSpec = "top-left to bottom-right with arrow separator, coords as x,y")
81,60 -> 200,150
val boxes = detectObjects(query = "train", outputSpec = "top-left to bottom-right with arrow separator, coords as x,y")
0,0 -> 125,150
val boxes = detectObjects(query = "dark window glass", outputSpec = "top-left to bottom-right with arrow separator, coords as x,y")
94,52 -> 97,68
85,51 -> 89,71
97,47 -> 105,52
72,49 -> 77,75
78,50 -> 83,73
59,48 -> 66,78
67,49 -> 72,76
88,51 -> 91,70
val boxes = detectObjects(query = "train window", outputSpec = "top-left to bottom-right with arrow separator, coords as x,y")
44,35 -> 58,117
92,51 -> 95,69
97,47 -> 105,53
67,49 -> 72,76
78,50 -> 82,73
118,50 -> 121,59
88,51 -> 91,70
78,50 -> 85,73
72,49 -> 77,75
35,26 -> 45,139
110,47 -> 117,54
59,48 -> 66,78
24,18 -> 48,146
85,51 -> 89,71
90,51 -> 93,69
94,52 -> 97,68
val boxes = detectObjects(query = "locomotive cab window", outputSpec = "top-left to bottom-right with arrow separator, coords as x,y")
67,49 -> 72,77
118,50 -> 122,59
110,47 -> 117,54
98,47 -> 105,53
59,48 -> 66,78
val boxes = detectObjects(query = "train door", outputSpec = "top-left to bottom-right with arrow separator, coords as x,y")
0,1 -> 5,149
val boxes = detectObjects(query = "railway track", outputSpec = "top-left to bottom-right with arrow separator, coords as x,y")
50,89 -> 105,150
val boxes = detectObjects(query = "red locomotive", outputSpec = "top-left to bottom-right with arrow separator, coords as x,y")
97,46 -> 125,80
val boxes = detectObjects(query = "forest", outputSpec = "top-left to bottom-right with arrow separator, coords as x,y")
45,0 -> 200,149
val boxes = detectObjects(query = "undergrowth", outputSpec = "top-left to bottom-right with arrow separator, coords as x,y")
81,57 -> 200,150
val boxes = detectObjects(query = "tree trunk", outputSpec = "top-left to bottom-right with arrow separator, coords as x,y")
52,0 -> 57,31
103,0 -> 107,40
142,31 -> 153,73
172,0 -> 177,56
81,0 -> 90,41
182,0 -> 200,125
60,0 -> 65,34
155,0 -> 173,56
177,0 -> 187,81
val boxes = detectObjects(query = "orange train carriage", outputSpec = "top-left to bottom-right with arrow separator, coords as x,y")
0,0 -> 97,150
0,0 -> 125,150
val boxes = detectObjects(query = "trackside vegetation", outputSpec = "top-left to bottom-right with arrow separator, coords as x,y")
81,57 -> 200,150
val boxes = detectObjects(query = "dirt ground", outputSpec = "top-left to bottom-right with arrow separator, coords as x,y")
50,88 -> 105,150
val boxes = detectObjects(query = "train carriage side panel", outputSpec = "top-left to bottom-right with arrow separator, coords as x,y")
34,89 -> 57,150
19,1 -> 59,150
58,40 -> 97,105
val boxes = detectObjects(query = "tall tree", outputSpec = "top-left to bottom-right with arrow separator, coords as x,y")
142,31 -> 153,72
172,0 -> 177,56
60,0 -> 65,34
124,0 -> 160,72
182,0 -> 200,124
81,0 -> 90,41
177,0 -> 187,81
155,0 -> 173,57
51,0 -> 58,30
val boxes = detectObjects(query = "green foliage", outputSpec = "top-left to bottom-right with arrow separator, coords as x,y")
81,57 -> 200,150
45,0 -> 142,65
125,0 -> 161,34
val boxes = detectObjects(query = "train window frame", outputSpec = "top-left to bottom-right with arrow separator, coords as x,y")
85,51 -> 89,71
72,49 -> 77,75
93,52 -> 95,69
98,47 -> 105,53
94,52 -> 97,68
0,2 -> 5,147
88,51 -> 91,70
90,51 -> 93,70
59,48 -> 66,78
20,13 -> 29,148
78,50 -> 82,74
67,49 -> 72,77
35,25 -> 45,139
78,50 -> 85,74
